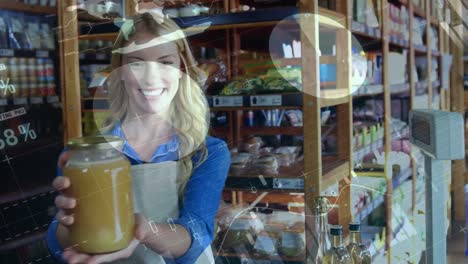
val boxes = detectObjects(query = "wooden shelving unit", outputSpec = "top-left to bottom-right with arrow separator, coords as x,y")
56,0 -> 460,263
0,2 -> 56,14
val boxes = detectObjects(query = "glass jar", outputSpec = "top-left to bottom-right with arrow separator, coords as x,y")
63,136 -> 134,254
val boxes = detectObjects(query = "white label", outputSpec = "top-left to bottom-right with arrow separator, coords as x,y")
36,50 -> 49,58
250,95 -> 282,106
30,97 -> 44,104
0,99 -> 7,106
0,49 -> 14,57
13,98 -> 28,105
273,178 -> 303,189
0,64 -> 6,71
96,53 -> 106,60
213,96 -> 243,107
79,53 -> 85,60
47,96 -> 59,103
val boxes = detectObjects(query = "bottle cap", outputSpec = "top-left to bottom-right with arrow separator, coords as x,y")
349,222 -> 361,231
330,225 -> 343,236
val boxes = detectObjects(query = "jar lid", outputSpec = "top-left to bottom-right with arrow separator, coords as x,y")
67,136 -> 123,150
349,222 -> 361,231
330,225 -> 343,236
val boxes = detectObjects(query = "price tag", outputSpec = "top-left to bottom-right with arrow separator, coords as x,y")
250,95 -> 282,106
30,97 -> 44,104
0,49 -> 14,57
0,99 -> 7,106
13,98 -> 28,105
79,53 -> 85,60
46,96 -> 59,103
96,53 -> 106,60
212,96 -> 243,107
273,178 -> 303,189
36,50 -> 49,58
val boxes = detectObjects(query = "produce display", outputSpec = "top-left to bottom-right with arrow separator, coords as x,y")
219,67 -> 302,95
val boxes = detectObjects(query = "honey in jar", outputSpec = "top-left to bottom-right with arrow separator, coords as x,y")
63,136 -> 134,253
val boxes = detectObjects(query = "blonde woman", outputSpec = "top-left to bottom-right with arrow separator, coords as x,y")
46,12 -> 230,264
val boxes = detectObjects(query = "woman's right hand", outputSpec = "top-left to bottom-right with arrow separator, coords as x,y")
52,151 -> 76,226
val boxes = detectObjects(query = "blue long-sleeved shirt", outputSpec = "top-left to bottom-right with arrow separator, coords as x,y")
46,128 -> 230,263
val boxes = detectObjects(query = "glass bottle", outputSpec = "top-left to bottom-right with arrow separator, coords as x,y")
347,222 -> 371,264
323,225 -> 351,264
307,196 -> 331,264
63,136 -> 134,253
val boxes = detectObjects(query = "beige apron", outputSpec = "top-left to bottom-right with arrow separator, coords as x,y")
112,161 -> 215,264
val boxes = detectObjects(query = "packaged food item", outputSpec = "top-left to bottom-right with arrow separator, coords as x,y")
285,110 -> 303,127
259,147 -> 273,155
63,136 -> 134,253
239,136 -> 263,154
280,224 -> 305,257
8,58 -> 19,98
18,58 -> 29,97
253,231 -> 279,256
25,16 -> 41,49
27,58 -> 37,87
273,146 -> 301,166
219,213 -> 263,250
47,80 -> 56,96
45,59 -> 55,82
8,13 -> 30,49
254,155 -> 279,176
40,22 -> 55,50
0,12 -> 8,49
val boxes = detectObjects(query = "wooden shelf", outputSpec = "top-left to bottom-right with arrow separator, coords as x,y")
390,83 -> 410,94
0,2 -> 56,14
412,5 -> 426,18
81,97 -> 108,101
353,85 -> 384,98
322,160 -> 350,190
82,109 -> 110,112
210,105 -> 301,111
229,162 -> 304,179
389,36 -> 410,49
0,185 -> 54,205
351,21 -> 382,40
414,45 -> 428,54
0,229 -> 47,251
79,33 -> 118,41
215,251 -> 304,263
320,89 -> 350,107
243,127 -> 303,135
222,191 -> 304,204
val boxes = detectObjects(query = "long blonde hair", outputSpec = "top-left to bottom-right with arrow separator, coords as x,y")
104,13 -> 209,164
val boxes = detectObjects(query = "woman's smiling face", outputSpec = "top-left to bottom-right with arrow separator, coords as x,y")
120,32 -> 182,116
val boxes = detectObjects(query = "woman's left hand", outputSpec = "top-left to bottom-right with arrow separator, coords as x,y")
63,214 -> 151,264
